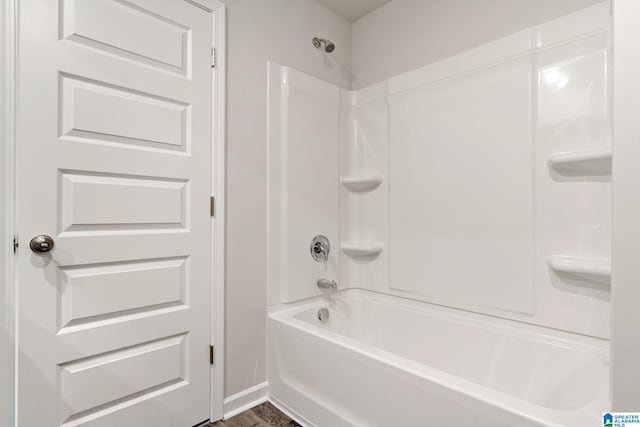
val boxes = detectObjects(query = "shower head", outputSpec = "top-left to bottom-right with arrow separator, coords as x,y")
324,41 -> 335,53
312,37 -> 335,53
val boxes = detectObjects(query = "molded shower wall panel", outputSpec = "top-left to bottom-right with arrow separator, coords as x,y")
534,30 -> 611,338
339,82 -> 389,291
388,50 -> 535,315
343,4 -> 611,338
267,62 -> 340,304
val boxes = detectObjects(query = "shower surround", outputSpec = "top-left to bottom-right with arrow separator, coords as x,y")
267,3 -> 611,426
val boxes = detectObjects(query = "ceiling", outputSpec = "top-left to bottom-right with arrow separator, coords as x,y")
317,0 -> 392,22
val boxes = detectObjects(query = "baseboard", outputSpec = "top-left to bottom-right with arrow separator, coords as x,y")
223,382 -> 268,419
268,394 -> 315,427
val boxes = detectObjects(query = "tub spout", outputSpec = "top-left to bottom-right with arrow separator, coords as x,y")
317,278 -> 337,292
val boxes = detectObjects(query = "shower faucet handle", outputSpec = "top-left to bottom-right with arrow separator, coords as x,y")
310,235 -> 330,262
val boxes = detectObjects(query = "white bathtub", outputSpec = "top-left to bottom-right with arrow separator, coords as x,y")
267,289 -> 609,427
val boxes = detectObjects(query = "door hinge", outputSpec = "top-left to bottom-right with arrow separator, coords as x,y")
209,345 -> 214,365
12,237 -> 18,253
210,196 -> 215,217
211,47 -> 216,68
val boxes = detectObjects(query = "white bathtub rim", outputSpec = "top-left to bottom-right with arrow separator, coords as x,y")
268,290 -> 609,425
270,288 -> 609,355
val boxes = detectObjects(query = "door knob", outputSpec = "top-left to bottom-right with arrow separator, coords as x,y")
30,235 -> 54,254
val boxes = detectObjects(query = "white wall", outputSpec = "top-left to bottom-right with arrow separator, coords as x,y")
611,0 -> 640,410
223,0 -> 350,397
351,0 -> 605,89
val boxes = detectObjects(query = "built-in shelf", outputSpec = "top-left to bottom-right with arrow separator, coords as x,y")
341,241 -> 384,262
548,149 -> 612,175
548,255 -> 611,285
340,175 -> 383,193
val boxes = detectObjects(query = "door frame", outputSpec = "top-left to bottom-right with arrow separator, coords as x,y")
196,0 -> 228,422
0,0 -> 16,425
0,0 -> 227,423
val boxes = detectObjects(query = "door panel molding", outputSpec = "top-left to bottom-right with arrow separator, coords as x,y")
184,0 -> 220,13
61,0 -> 193,76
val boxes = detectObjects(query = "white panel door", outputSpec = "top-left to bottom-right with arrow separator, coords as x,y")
16,0 -> 212,426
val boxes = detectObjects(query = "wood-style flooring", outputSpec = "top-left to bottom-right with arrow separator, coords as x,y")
211,402 -> 301,427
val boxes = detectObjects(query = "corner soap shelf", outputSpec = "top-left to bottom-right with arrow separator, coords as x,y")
341,241 -> 384,262
548,149 -> 612,175
340,175 -> 383,193
547,255 -> 611,285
